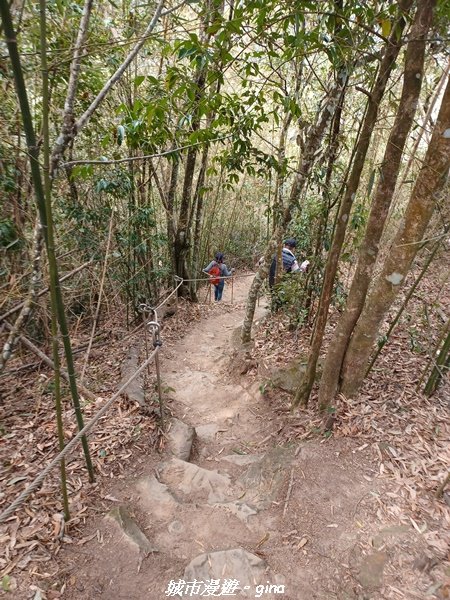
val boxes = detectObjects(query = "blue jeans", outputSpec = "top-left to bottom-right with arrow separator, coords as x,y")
214,280 -> 225,301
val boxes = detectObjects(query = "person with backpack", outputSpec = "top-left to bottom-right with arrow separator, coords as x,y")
203,252 -> 233,301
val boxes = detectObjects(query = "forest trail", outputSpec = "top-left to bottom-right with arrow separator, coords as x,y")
58,277 -> 427,600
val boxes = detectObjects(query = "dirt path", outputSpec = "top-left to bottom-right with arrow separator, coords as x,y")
56,277 -> 434,600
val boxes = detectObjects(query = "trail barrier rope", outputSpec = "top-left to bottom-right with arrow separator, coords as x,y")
0,272 -> 256,523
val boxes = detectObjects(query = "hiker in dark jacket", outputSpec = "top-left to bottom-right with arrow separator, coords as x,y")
203,252 -> 233,301
269,238 -> 300,288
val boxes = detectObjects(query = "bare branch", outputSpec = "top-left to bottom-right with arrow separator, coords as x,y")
0,220 -> 43,372
0,259 -> 94,324
2,321 -> 96,401
51,0 -> 94,176
74,0 -> 165,134
62,133 -> 233,167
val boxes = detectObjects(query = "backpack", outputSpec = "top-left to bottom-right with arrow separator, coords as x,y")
209,264 -> 221,285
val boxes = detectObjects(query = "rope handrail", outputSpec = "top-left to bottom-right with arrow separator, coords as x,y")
0,346 -> 159,523
154,277 -> 183,311
0,270 -> 255,522
181,272 -> 256,283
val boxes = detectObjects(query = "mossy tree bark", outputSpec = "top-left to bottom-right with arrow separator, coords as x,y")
317,0 -> 435,411
339,76 -> 450,398
293,0 -> 413,408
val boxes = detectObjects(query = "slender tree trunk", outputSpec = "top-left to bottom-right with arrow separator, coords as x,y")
318,0 -> 434,410
424,318 -> 450,396
174,1 -> 220,296
190,140 -> 211,300
367,233 -> 444,375
175,132 -> 203,293
272,110 -> 293,233
305,75 -> 348,316
241,78 -> 345,343
293,0 -> 413,407
385,61 -> 449,230
1,0 -> 95,481
272,110 -> 294,288
164,153 -> 179,278
340,76 -> 450,398
0,219 -> 43,372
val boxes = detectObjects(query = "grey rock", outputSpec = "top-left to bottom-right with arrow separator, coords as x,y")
107,505 -> 157,554
356,551 -> 387,590
238,447 -> 292,510
372,524 -> 411,549
120,344 -> 146,406
136,475 -> 178,519
195,423 -> 222,441
184,548 -> 269,596
168,520 -> 184,535
213,501 -> 257,522
159,458 -> 231,503
168,418 -> 195,461
222,454 -> 262,466
260,356 -> 323,394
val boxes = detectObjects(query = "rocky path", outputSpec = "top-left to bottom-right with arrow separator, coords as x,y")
59,277 -> 425,600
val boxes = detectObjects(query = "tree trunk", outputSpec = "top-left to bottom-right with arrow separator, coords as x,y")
340,76 -> 450,398
174,0 -> 222,297
241,77 -> 345,343
305,74 -> 348,317
424,319 -> 450,396
317,0 -> 434,410
165,153 -> 179,276
293,0 -> 413,407
190,139 -> 210,301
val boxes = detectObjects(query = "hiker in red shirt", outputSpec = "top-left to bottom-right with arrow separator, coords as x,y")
203,252 -> 233,301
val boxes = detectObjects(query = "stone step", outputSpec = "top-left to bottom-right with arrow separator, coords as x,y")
157,457 -> 232,503
106,505 -> 158,554
136,475 -> 178,520
237,447 -> 292,510
183,548 -> 284,599
167,418 -> 195,461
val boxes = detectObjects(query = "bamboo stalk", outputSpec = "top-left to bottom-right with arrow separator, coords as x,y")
39,0 -> 69,519
0,0 -> 94,481
80,212 -> 114,384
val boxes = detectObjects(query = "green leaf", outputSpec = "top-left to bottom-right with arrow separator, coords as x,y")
134,75 -> 145,88
71,164 -> 94,180
381,19 -> 391,37
2,576 -> 10,592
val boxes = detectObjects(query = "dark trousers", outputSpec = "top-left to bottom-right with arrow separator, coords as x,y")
214,280 -> 225,301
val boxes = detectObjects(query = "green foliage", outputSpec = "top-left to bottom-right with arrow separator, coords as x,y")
0,218 -> 21,250
271,275 -> 308,327
350,202 -> 368,233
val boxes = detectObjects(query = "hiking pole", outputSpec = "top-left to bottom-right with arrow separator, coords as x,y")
231,275 -> 234,304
